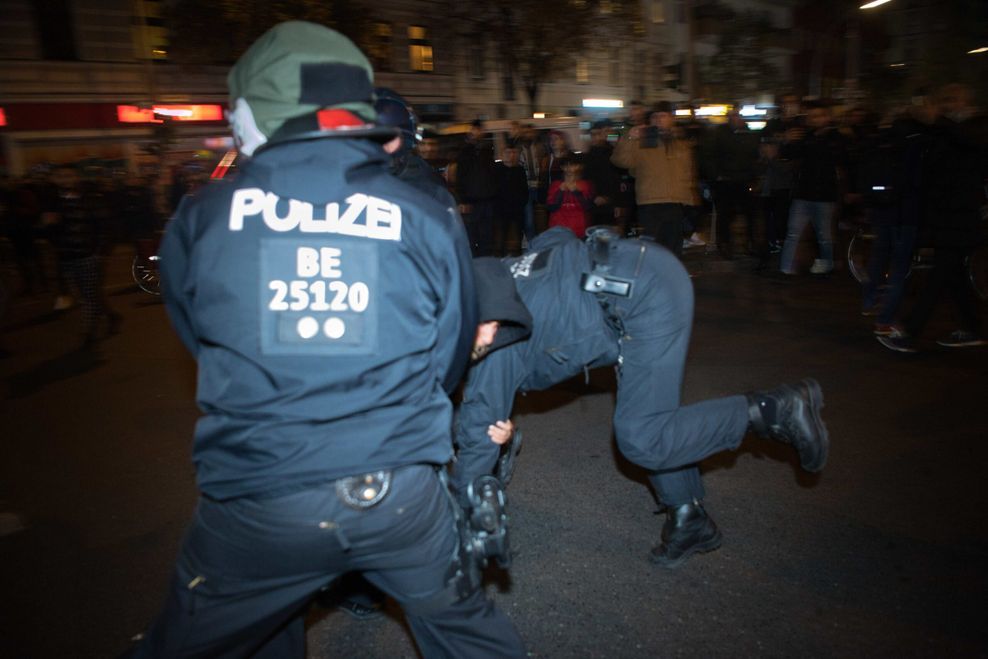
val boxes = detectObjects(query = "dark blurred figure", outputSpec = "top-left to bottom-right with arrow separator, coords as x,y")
679,108 -> 708,249
878,84 -> 987,352
704,108 -> 759,259
3,175 -> 47,295
119,172 -> 159,242
417,130 -> 446,172
43,164 -> 120,348
618,100 -> 649,231
760,93 -> 802,253
542,130 -> 572,196
779,100 -> 848,276
860,95 -> 936,335
583,121 -> 622,227
494,143 -> 529,255
840,106 -> 879,226
612,102 -> 697,257
516,123 -> 544,242
455,120 -> 498,256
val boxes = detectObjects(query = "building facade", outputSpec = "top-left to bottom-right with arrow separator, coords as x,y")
0,0 -> 797,175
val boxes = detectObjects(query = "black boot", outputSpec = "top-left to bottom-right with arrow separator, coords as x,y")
747,378 -> 829,472
649,500 -> 722,569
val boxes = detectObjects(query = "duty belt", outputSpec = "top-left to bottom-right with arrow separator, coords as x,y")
580,226 -> 644,299
335,470 -> 392,510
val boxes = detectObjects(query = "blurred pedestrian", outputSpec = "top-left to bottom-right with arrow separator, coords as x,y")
495,143 -> 530,254
859,97 -> 934,335
456,119 -> 499,255
4,176 -> 47,296
517,124 -> 544,242
611,102 -> 696,256
778,100 -> 847,276
583,121 -> 622,227
704,108 -> 760,259
878,84 -> 987,352
42,164 -> 120,348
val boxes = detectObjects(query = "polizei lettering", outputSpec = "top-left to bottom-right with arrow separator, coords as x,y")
229,188 -> 402,241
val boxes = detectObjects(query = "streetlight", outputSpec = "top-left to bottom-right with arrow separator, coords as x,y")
968,47 -> 988,55
859,0 -> 892,9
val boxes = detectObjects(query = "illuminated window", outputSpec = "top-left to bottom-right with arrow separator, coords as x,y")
366,22 -> 392,71
408,26 -> 434,72
652,0 -> 665,23
576,57 -> 589,84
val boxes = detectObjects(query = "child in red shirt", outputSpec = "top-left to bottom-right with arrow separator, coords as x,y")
546,156 -> 593,237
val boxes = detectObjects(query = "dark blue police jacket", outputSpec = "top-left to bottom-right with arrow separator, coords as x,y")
452,228 -> 697,493
160,137 -> 476,500
452,228 -> 622,493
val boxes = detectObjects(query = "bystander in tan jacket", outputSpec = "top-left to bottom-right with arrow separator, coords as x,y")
611,127 -> 698,206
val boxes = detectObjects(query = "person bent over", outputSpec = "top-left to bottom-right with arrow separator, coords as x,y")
457,228 -> 829,567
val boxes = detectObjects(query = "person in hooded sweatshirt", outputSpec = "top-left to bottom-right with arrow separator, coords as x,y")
129,22 -> 524,659
454,228 -> 830,569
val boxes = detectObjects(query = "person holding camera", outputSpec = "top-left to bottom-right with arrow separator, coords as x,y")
611,102 -> 697,257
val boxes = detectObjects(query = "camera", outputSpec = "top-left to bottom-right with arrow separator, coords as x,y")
642,125 -> 660,148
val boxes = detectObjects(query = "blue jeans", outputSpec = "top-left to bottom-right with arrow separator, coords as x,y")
862,224 -> 917,324
780,199 -> 835,274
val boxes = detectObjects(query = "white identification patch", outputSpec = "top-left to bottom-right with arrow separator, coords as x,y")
229,189 -> 402,241
510,251 -> 541,279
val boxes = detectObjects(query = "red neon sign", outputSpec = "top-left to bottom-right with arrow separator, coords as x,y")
117,104 -> 224,124
117,105 -> 161,123
0,107 -> 7,127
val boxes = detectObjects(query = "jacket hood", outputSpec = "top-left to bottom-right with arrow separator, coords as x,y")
472,257 -> 533,352
245,138 -> 391,205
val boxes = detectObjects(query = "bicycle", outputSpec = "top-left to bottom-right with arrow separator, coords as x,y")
132,235 -> 162,296
847,223 -> 987,301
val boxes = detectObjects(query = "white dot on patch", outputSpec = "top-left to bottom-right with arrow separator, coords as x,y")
324,317 -> 346,339
297,316 -> 319,339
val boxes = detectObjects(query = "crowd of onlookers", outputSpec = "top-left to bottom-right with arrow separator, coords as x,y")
2,83 -> 985,353
0,161 -> 207,349
434,84 -> 986,352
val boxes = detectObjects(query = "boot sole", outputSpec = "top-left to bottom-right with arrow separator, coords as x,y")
798,378 -> 829,473
648,530 -> 723,569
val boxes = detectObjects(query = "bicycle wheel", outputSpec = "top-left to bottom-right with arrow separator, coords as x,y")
846,230 -> 874,284
132,254 -> 161,296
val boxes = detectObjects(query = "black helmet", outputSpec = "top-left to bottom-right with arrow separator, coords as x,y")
374,87 -> 419,150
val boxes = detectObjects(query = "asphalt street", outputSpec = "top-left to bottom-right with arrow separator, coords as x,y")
1,247 -> 986,658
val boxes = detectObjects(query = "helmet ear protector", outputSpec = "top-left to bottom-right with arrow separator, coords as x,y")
226,97 -> 268,157
373,87 -> 421,150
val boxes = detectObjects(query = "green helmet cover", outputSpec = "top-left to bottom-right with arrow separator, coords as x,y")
227,21 -> 377,140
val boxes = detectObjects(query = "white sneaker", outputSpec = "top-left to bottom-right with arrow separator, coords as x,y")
687,232 -> 706,246
809,259 -> 833,275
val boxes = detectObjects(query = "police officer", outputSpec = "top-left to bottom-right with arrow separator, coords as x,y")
132,22 -> 525,657
375,87 -> 457,208
456,227 -> 829,568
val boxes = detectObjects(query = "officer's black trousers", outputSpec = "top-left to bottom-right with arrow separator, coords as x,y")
133,465 -> 524,658
608,241 -> 751,506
